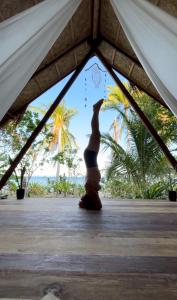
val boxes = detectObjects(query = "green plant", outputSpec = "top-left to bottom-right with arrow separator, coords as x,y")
28,182 -> 47,196
32,101 -> 77,180
52,180 -> 73,196
1,110 -> 52,188
72,183 -> 85,197
9,157 -> 26,189
103,178 -> 135,198
143,181 -> 167,199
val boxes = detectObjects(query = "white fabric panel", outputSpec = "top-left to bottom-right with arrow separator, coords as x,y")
0,0 -> 81,121
111,0 -> 177,116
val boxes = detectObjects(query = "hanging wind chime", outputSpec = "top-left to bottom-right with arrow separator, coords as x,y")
84,63 -> 107,107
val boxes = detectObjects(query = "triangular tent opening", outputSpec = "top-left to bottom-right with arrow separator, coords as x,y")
1,0 -> 177,188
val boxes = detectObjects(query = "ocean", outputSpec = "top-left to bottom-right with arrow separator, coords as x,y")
29,176 -> 85,186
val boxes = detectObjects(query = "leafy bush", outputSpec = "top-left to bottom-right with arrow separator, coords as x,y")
72,184 -> 85,197
28,182 -> 47,196
52,180 -> 74,196
143,181 -> 167,199
104,178 -> 169,199
103,178 -> 135,198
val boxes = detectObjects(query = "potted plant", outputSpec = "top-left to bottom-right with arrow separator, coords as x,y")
9,158 -> 26,200
16,166 -> 26,199
168,175 -> 176,202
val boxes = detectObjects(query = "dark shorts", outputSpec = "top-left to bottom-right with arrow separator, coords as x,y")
84,149 -> 98,168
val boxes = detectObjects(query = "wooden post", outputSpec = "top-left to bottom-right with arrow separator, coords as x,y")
0,46 -> 95,190
96,49 -> 177,171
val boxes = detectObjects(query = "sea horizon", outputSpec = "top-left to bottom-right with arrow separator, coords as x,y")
29,176 -> 85,186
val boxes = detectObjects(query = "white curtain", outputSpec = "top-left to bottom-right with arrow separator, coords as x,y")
0,0 -> 81,122
111,0 -> 177,117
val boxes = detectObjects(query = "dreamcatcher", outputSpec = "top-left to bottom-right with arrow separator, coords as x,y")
84,63 -> 107,107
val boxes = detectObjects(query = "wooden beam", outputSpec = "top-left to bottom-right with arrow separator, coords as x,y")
96,49 -> 177,171
92,0 -> 101,40
0,45 -> 96,190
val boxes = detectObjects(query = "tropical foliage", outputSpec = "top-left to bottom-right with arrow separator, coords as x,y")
0,110 -> 52,187
0,101 -> 83,198
32,101 -> 77,179
102,84 -> 177,199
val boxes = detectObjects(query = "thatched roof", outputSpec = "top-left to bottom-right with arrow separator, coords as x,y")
0,0 -> 176,125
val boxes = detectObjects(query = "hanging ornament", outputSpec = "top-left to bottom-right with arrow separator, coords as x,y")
84,63 -> 107,107
84,73 -> 88,108
85,63 -> 107,87
91,63 -> 102,88
104,72 -> 107,99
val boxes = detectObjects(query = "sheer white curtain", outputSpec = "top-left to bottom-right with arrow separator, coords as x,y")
0,0 -> 81,121
111,0 -> 177,117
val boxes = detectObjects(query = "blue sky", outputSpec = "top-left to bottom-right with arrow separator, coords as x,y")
30,56 -> 126,175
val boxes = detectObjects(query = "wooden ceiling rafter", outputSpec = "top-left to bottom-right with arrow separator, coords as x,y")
32,36 -> 89,79
54,62 -> 61,78
34,77 -> 42,92
146,80 -> 154,89
111,24 -> 121,65
154,0 -> 161,6
102,35 -> 142,68
49,45 -> 61,78
0,11 -> 4,21
128,62 -> 135,77
70,17 -> 78,67
91,0 -> 101,41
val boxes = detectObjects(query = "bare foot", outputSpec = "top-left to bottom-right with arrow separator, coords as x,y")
93,99 -> 104,112
79,200 -> 102,210
79,193 -> 102,210
79,201 -> 85,209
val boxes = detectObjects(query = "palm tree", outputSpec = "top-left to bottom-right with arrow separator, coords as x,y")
31,100 -> 77,179
103,84 -> 131,144
110,119 -> 118,142
102,108 -> 167,198
102,83 -> 177,198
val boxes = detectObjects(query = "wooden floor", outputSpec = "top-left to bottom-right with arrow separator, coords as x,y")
0,198 -> 177,300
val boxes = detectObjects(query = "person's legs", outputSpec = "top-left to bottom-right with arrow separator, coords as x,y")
79,99 -> 103,210
87,99 -> 103,153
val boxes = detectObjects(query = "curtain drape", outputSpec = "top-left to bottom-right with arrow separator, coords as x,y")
0,0 -> 81,122
111,0 -> 177,116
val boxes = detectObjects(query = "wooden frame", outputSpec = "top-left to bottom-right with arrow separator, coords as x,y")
96,49 -> 177,171
0,44 -> 98,190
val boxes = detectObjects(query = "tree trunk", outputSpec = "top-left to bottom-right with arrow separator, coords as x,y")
56,162 -> 60,181
56,128 -> 62,181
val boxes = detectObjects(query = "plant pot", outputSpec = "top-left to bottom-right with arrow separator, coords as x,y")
16,188 -> 25,200
168,190 -> 176,202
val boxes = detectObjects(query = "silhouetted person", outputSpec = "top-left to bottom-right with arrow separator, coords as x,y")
79,99 -> 103,210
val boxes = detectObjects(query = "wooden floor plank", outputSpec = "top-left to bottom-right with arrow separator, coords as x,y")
1,233 -> 177,256
1,253 -> 177,274
1,210 -> 177,231
1,198 -> 177,299
0,272 -> 177,300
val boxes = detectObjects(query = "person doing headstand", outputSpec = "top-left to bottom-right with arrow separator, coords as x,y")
79,99 -> 103,210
